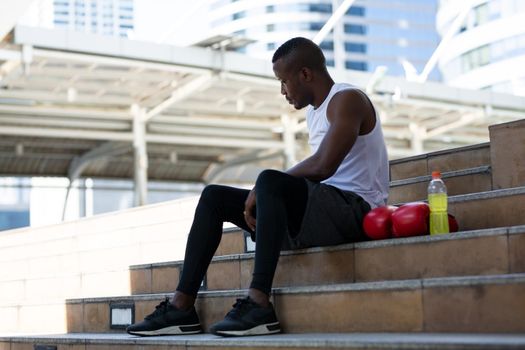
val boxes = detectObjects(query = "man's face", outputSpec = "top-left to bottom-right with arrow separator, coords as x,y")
273,58 -> 309,110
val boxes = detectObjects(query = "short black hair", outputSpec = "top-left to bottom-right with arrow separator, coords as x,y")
272,37 -> 326,72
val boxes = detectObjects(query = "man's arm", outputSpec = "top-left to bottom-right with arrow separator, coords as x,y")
243,89 -> 373,231
286,89 -> 371,181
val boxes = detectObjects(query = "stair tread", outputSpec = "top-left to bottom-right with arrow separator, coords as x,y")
3,332 -> 525,349
389,165 -> 491,187
69,272 -> 525,303
449,185 -> 525,203
129,225 -> 525,270
389,142 -> 490,165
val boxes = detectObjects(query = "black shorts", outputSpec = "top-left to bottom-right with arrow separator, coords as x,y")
282,180 -> 371,250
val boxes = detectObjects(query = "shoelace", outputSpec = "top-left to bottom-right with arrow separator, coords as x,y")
145,297 -> 171,320
226,297 -> 256,318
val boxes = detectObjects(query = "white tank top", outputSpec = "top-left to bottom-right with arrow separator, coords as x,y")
306,83 -> 389,208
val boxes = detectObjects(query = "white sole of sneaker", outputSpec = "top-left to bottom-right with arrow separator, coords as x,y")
214,322 -> 281,337
127,323 -> 202,336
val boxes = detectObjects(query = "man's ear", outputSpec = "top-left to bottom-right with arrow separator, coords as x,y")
299,67 -> 313,82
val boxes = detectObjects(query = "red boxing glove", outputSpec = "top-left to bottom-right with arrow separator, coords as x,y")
363,205 -> 398,240
448,213 -> 459,232
391,202 -> 430,237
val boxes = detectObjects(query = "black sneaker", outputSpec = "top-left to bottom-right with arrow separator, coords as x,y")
126,298 -> 202,336
209,297 -> 281,337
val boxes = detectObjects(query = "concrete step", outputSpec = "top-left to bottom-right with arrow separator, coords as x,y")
135,185 -> 525,271
388,166 -> 492,204
129,225 -> 525,294
214,227 -> 246,256
128,185 -> 525,295
489,119 -> 525,190
449,186 -> 525,230
389,143 -> 490,181
3,332 -> 525,350
66,273 -> 525,334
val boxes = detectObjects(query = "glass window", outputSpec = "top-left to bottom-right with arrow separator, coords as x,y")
344,42 -> 366,53
310,22 -> 324,31
326,59 -> 335,67
267,23 -> 275,32
267,42 -> 276,50
345,61 -> 367,70
233,11 -> 246,20
473,3 -> 489,26
0,210 -> 29,231
319,41 -> 334,51
344,23 -> 366,34
346,6 -> 365,16
461,44 -> 490,71
266,5 -> 275,13
309,3 -> 332,13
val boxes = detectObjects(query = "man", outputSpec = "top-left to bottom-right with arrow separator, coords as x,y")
126,37 -> 389,337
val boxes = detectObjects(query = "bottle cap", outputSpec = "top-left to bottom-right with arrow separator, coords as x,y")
431,171 -> 441,179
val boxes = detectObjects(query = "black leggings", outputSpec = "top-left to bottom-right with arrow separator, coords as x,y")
176,169 -> 308,296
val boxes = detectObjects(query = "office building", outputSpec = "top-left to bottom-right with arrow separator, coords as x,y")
18,0 -> 134,38
205,0 -> 441,79
436,0 -> 525,95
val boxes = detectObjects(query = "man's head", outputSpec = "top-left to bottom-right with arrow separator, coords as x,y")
272,37 -> 329,109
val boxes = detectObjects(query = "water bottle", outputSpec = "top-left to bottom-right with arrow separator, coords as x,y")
428,171 -> 449,235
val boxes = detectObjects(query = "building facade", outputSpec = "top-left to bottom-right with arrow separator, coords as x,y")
206,0 -> 441,79
19,0 -> 134,38
436,0 -> 525,95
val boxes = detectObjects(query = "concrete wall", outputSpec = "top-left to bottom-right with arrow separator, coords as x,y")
0,195 -> 200,334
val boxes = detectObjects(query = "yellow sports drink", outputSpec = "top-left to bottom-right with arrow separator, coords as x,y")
428,171 -> 449,235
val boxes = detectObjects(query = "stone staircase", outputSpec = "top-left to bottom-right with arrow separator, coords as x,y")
1,119 -> 525,349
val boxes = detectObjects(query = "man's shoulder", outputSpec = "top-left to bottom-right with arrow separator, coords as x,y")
329,87 -> 372,112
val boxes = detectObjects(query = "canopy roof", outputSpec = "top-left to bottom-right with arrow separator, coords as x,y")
1,26 -> 524,184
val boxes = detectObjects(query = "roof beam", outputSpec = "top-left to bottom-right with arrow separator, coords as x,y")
32,48 -> 210,76
425,112 -> 485,139
147,124 -> 274,139
0,115 -> 130,131
0,125 -> 285,149
0,104 -> 130,120
0,89 -> 134,106
144,73 -> 216,122
153,115 -> 280,130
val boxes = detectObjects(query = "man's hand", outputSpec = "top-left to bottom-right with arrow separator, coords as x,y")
244,188 -> 256,231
